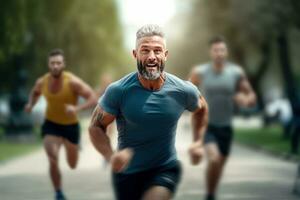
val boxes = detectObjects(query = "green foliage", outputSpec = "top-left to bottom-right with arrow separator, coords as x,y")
0,141 -> 40,162
0,127 -> 4,139
0,0 -> 127,91
235,126 -> 294,156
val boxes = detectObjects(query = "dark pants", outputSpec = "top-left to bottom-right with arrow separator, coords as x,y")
41,119 -> 80,144
204,125 -> 233,156
112,161 -> 182,200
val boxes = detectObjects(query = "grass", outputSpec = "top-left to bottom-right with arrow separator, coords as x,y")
0,120 -> 88,163
0,125 -> 41,163
235,125 -> 299,159
0,141 -> 41,162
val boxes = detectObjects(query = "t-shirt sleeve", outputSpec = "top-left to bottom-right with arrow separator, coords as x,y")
193,65 -> 206,77
185,81 -> 201,112
98,82 -> 121,116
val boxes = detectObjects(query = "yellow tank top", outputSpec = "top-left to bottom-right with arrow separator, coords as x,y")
42,71 -> 78,125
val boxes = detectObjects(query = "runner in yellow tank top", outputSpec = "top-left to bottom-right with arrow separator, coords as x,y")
42,71 -> 79,125
24,49 -> 97,200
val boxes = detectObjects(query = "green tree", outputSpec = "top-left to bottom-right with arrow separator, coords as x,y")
0,1 -> 28,92
0,0 -> 127,92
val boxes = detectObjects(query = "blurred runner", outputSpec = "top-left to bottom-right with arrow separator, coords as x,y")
189,36 -> 256,200
25,49 -> 96,200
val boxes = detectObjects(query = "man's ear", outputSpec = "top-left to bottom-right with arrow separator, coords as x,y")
164,49 -> 169,60
132,50 -> 137,58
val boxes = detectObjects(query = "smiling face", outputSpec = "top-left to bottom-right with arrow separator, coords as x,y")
133,35 -> 168,80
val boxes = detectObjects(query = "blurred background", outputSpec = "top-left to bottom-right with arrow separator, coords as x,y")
0,0 -> 300,199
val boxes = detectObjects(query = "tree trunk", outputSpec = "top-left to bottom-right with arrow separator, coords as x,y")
277,31 -> 299,112
249,40 -> 271,110
278,30 -> 300,153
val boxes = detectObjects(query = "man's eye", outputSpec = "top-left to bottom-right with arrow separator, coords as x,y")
154,50 -> 162,54
141,49 -> 149,53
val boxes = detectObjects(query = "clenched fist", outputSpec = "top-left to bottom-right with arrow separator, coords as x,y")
233,93 -> 248,107
65,104 -> 77,117
111,148 -> 133,173
188,141 -> 204,165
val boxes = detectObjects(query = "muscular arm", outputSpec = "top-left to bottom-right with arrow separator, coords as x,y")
89,106 -> 116,161
188,95 -> 208,165
189,67 -> 208,143
188,67 -> 208,165
235,74 -> 257,107
24,78 -> 43,112
70,76 -> 97,111
89,106 -> 133,172
191,96 -> 209,144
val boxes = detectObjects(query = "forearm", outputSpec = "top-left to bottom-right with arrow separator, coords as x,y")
191,112 -> 207,143
192,97 -> 208,143
89,125 -> 113,161
189,108 -> 207,165
237,76 -> 256,107
76,96 -> 97,112
27,91 -> 40,108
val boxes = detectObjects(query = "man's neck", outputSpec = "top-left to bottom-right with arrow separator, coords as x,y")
50,72 -> 64,81
212,62 -> 225,73
138,73 -> 166,91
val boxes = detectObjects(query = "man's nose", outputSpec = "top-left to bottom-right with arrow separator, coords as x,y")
53,63 -> 60,69
148,51 -> 156,61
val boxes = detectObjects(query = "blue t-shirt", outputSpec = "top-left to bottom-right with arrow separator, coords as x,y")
99,72 -> 200,174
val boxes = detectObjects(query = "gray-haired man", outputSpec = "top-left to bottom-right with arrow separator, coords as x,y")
89,24 -> 208,200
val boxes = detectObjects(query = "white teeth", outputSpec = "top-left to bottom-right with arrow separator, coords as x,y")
147,63 -> 156,67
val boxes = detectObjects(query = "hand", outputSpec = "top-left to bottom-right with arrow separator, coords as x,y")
65,104 -> 77,116
110,148 -> 133,173
188,141 -> 204,165
24,103 -> 32,113
233,93 -> 248,107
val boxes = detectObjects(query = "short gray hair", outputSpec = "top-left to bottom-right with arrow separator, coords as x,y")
136,24 -> 165,48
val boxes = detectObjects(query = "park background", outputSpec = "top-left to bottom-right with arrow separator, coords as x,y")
0,0 -> 300,199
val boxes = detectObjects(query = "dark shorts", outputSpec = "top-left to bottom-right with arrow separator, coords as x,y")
112,160 -> 182,200
41,119 -> 80,145
204,125 -> 233,156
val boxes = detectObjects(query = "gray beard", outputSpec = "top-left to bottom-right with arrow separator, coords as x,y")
137,61 -> 164,80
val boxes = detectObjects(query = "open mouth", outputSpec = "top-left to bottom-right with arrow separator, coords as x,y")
146,63 -> 157,67
145,63 -> 158,70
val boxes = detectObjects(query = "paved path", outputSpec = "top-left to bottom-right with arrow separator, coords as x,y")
0,115 -> 298,200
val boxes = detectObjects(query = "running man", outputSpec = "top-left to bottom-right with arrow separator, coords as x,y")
189,36 -> 256,200
25,49 -> 97,200
89,24 -> 208,200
